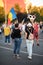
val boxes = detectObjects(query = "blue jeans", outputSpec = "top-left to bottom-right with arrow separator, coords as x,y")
5,35 -> 10,43
14,38 -> 22,54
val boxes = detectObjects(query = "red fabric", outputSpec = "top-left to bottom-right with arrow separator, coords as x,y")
33,23 -> 39,40
33,23 -> 38,32
8,18 -> 11,25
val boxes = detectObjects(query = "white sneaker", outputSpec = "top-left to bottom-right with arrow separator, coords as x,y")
28,56 -> 32,60
17,54 -> 20,59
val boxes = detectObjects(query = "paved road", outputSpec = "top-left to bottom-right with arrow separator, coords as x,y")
0,31 -> 43,65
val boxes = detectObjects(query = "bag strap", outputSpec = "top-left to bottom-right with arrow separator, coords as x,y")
27,27 -> 30,34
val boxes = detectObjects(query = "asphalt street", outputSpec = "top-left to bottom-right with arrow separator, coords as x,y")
0,31 -> 43,65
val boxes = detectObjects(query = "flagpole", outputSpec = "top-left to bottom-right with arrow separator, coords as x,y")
4,0 -> 7,24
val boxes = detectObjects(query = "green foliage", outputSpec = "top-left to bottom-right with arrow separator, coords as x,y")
40,16 -> 43,21
40,8 -> 43,16
30,11 -> 41,22
0,7 -> 5,24
14,4 -> 21,13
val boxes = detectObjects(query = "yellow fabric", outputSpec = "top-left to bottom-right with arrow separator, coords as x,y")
8,12 -> 12,21
4,26 -> 10,36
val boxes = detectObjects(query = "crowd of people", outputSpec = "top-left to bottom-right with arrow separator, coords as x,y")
0,17 -> 43,60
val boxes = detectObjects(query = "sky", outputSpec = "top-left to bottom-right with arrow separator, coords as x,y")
0,0 -> 4,7
0,0 -> 43,14
30,0 -> 43,6
0,0 -> 43,7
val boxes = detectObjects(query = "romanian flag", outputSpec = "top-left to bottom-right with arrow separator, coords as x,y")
8,8 -> 17,25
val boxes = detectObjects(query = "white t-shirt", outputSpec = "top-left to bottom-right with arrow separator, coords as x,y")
22,24 -> 25,32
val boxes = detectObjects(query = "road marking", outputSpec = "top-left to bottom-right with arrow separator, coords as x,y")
0,46 -> 43,57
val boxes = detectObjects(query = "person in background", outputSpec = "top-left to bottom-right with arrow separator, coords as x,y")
40,21 -> 43,33
18,22 -> 23,31
2,22 -> 6,33
4,23 -> 11,45
11,19 -> 18,32
33,21 -> 39,46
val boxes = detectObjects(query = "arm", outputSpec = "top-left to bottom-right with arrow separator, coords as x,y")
25,32 -> 27,39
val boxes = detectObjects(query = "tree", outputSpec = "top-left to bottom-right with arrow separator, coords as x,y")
31,6 -> 38,13
14,4 -> 21,13
30,11 -> 41,22
40,7 -> 43,16
40,16 -> 43,21
0,7 -> 5,24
